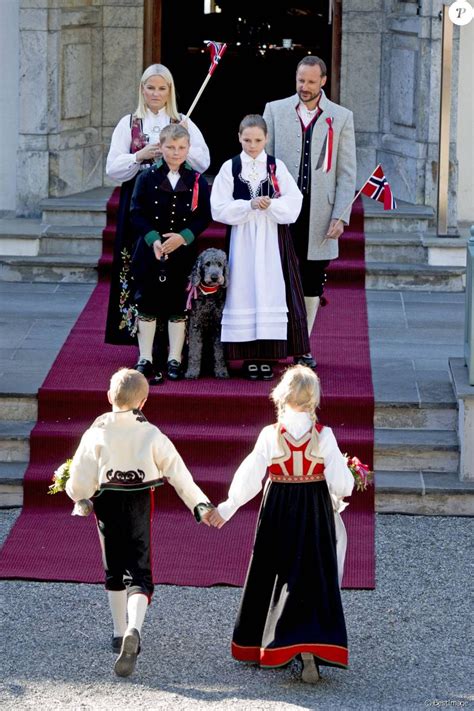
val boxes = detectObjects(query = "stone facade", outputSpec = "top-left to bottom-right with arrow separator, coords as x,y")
342,0 -> 462,231
15,0 -> 143,217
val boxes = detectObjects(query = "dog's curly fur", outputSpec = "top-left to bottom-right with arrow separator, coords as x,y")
185,248 -> 230,379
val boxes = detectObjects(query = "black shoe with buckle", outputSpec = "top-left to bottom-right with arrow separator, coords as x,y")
259,363 -> 274,381
294,353 -> 317,369
242,361 -> 259,381
134,358 -> 154,379
167,359 -> 183,380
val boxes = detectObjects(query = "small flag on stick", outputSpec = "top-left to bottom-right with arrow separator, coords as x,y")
185,40 -> 227,119
360,164 -> 397,210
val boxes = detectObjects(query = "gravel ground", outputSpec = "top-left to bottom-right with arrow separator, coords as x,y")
0,510 -> 473,711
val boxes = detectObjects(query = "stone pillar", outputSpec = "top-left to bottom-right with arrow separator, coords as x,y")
16,0 -> 144,217
456,20 -> 474,225
0,0 -> 20,215
341,0 -> 460,227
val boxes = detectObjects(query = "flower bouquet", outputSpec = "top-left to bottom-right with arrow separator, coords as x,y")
344,454 -> 374,492
47,459 -> 93,516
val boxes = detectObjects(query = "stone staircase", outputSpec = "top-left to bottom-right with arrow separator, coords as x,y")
0,188 -> 472,515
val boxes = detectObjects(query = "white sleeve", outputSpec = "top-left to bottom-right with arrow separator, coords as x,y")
210,161 -> 254,225
217,427 -> 274,521
65,428 -> 100,501
106,115 -> 141,183
267,159 -> 303,225
185,117 -> 210,174
319,427 -> 355,499
153,431 -> 209,512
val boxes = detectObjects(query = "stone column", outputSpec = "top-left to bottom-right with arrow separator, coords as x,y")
341,0 -> 460,227
16,0 -> 144,217
0,0 -> 20,215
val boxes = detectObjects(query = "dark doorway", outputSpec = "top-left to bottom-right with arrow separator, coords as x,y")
157,1 -> 334,174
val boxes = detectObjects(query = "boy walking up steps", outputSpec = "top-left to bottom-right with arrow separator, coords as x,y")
66,368 -> 213,677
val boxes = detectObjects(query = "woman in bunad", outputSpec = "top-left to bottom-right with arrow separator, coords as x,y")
210,114 -> 310,381
104,64 -> 210,346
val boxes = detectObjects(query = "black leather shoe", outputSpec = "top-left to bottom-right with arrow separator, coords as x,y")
114,628 -> 141,677
134,358 -> 154,379
112,636 -> 123,654
149,371 -> 164,386
294,353 -> 317,369
242,361 -> 259,381
259,363 -> 274,381
167,359 -> 183,380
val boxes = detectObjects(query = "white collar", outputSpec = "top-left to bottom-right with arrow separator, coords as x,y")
279,408 -> 313,439
146,107 -> 167,121
241,150 -> 267,164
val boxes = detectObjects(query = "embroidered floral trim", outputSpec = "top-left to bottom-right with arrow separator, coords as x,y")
118,247 -> 138,336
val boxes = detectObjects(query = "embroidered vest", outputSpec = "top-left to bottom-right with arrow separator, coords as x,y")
297,109 -> 322,194
231,154 -> 280,200
268,423 -> 325,483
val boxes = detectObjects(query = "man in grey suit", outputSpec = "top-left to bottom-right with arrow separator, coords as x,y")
263,56 -> 356,368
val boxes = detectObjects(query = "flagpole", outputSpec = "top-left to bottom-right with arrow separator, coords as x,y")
184,73 -> 212,120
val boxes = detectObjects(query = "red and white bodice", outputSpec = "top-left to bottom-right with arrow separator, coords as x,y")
268,424 -> 326,483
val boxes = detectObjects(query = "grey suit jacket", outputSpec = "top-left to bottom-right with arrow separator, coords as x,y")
263,90 -> 356,260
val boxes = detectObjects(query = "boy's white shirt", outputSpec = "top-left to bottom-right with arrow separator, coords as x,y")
65,409 -> 208,512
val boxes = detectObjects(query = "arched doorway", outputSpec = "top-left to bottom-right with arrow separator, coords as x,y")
144,1 -> 340,174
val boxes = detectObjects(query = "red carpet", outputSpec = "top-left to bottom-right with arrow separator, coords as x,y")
0,190 -> 375,588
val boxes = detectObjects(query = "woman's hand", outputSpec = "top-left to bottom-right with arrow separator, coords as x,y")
251,196 -> 272,210
135,143 -> 162,163
161,233 -> 186,255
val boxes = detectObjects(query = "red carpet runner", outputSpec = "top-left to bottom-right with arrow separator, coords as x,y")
0,190 -> 375,588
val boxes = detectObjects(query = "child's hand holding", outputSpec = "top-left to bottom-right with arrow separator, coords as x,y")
207,508 -> 227,529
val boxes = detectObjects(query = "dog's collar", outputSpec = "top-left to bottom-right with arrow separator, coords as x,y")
198,283 -> 220,295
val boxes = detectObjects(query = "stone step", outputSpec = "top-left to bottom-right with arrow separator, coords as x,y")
375,470 -> 474,516
374,429 -> 459,473
0,254 -> 98,283
365,232 -> 468,268
0,395 -> 38,423
0,462 -> 28,507
374,402 -> 457,431
0,421 -> 35,462
40,225 -> 103,256
40,187 -> 114,227
366,262 -> 466,291
0,219 -> 44,257
362,196 -> 434,233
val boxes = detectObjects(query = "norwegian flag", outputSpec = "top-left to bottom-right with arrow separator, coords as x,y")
205,40 -> 227,76
361,164 -> 397,210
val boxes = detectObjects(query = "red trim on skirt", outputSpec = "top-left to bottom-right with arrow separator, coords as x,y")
231,641 -> 348,668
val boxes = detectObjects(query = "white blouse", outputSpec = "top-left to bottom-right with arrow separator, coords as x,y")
217,409 -> 354,522
106,108 -> 211,182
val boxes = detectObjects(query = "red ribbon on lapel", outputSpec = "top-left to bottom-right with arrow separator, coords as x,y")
191,172 -> 200,211
323,117 -> 334,173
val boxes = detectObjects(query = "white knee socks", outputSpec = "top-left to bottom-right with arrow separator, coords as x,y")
137,319 -> 156,362
126,592 -> 148,635
168,320 -> 186,363
304,296 -> 320,338
107,590 -> 128,637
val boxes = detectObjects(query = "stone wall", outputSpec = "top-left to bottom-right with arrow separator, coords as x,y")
16,0 -> 144,217
341,0 -> 461,229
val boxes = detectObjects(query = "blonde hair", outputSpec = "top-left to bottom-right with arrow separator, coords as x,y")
270,365 -> 320,423
159,123 -> 190,145
135,64 -> 180,121
109,368 -> 149,409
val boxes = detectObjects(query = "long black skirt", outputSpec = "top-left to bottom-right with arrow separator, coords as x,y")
232,479 -> 349,669
105,178 -> 139,345
225,225 -> 310,361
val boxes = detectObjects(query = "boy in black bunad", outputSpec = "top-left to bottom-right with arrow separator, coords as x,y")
130,123 -> 211,383
66,368 -> 213,677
